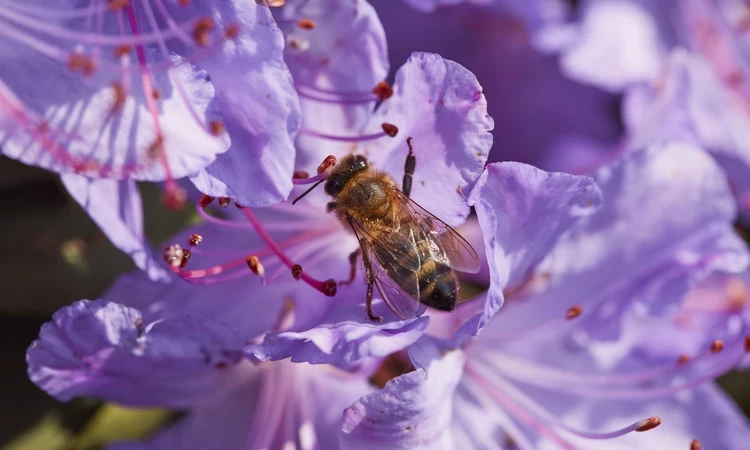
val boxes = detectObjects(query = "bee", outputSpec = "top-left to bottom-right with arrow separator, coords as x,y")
308,138 -> 480,321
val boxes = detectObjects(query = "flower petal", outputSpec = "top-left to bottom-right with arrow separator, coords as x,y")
339,337 -> 465,449
27,299 -> 246,408
60,174 -> 167,281
498,141 -> 749,340
0,37 -> 228,180
364,52 -> 494,227
624,50 -> 750,216
185,1 -> 301,206
455,162 -> 602,341
112,361 -> 373,450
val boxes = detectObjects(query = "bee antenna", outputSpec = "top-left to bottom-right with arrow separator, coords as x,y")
292,179 -> 325,205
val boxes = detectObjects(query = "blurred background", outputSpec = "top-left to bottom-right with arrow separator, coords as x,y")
1,2 -> 749,449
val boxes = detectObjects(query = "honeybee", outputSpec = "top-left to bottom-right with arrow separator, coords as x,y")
307,138 -> 480,321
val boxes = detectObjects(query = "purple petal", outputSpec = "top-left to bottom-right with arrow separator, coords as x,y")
286,0 -> 390,169
60,174 -> 167,281
365,52 -> 494,226
556,0 -> 676,92
497,141 -> 749,341
624,50 -> 750,216
112,360 -> 373,450
0,32 -> 229,180
455,162 -> 602,341
27,299 -> 246,408
340,337 -> 465,449
185,1 -> 301,207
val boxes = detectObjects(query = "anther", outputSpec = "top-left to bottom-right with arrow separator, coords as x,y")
292,264 -> 303,280
317,155 -> 337,174
209,120 -> 225,136
108,0 -> 129,11
267,0 -> 286,6
199,195 -> 215,208
163,244 -> 190,268
188,234 -> 203,246
293,170 -> 310,179
710,339 -> 724,353
193,17 -> 216,47
381,122 -> 399,137
677,354 -> 690,365
111,82 -> 126,111
224,23 -> 240,39
114,45 -> 131,58
178,0 -> 191,5
246,255 -> 265,277
565,305 -> 583,320
147,137 -> 164,160
691,439 -> 701,450
218,197 -> 231,208
152,89 -> 162,100
372,81 -> 394,100
162,187 -> 187,211
322,279 -> 337,296
634,417 -> 661,432
297,18 -> 316,30
744,335 -> 750,352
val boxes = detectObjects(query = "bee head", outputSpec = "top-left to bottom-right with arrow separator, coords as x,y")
325,154 -> 368,196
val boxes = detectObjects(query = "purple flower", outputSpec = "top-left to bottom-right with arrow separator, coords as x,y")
0,1 -> 301,277
340,141 -> 750,448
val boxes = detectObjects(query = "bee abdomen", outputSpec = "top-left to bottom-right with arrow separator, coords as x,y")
417,260 -> 458,311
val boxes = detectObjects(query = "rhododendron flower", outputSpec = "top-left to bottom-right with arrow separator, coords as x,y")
0,0 -> 301,276
340,142 -> 750,449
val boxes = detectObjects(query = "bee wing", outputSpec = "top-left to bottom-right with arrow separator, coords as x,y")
349,219 -> 427,320
394,191 -> 481,274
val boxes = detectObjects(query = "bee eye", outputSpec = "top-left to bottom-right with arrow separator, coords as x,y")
352,155 -> 368,171
325,174 -> 345,196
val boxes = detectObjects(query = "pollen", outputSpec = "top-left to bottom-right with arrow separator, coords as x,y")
293,170 -> 310,179
634,417 -> 661,432
209,120 -> 225,136
710,339 -> 724,353
152,89 -> 163,100
188,234 -> 203,246
68,53 -> 96,76
193,17 -> 217,47
147,136 -> 165,160
676,354 -> 690,365
372,81 -> 394,100
565,305 -> 583,320
218,197 -> 231,208
381,122 -> 399,137
246,255 -> 265,277
163,244 -> 190,268
267,0 -> 286,6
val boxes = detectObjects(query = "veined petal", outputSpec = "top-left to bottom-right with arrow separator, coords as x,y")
455,162 -> 602,341
184,1 -> 301,206
340,337 -> 465,449
60,174 -> 167,281
27,299 -> 246,408
364,52 -> 494,227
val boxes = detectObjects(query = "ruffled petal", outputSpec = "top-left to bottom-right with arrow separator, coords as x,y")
27,299 -> 246,408
340,337 -> 465,449
363,52 -> 494,226
60,174 -> 167,281
455,162 -> 602,341
494,141 -> 749,341
184,1 -> 301,206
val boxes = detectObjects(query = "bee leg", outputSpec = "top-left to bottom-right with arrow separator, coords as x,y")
360,239 -> 383,322
338,249 -> 360,286
402,137 -> 416,198
327,202 -> 337,213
